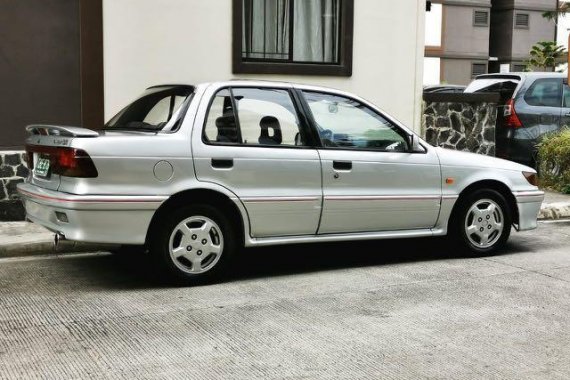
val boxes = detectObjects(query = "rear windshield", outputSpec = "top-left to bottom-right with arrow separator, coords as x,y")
464,78 -> 520,94
105,86 -> 194,131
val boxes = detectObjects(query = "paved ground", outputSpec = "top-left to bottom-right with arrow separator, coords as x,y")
1,221 -> 570,379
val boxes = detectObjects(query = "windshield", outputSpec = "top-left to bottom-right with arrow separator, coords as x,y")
105,86 -> 194,131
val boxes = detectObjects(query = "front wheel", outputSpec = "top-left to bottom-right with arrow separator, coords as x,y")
150,204 -> 237,284
450,189 -> 512,255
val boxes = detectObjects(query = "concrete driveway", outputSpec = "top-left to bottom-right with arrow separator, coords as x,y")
1,221 -> 570,379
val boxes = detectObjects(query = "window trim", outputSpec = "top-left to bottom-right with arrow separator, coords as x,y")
471,62 -> 487,78
201,86 -> 319,149
472,10 -> 489,27
296,89 -> 419,154
514,12 -> 530,29
512,63 -> 526,73
232,0 -> 354,77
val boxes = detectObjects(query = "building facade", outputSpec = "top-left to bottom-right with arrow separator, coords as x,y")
0,0 -> 427,220
425,0 -> 492,85
489,0 -> 558,73
425,0 -> 557,85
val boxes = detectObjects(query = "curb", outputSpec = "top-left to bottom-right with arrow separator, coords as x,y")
538,202 -> 570,221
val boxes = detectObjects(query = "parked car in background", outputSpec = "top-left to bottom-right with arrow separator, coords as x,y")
465,72 -> 568,168
423,85 -> 466,94
18,81 -> 544,284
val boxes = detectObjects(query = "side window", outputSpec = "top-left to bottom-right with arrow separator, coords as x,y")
563,85 -> 570,108
302,91 -> 409,152
204,89 -> 240,143
524,79 -> 562,108
203,88 -> 305,147
233,88 -> 304,146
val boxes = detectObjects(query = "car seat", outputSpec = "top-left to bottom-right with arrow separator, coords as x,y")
258,116 -> 282,145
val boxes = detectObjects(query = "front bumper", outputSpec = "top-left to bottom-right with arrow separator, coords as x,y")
17,182 -> 166,244
513,190 -> 545,231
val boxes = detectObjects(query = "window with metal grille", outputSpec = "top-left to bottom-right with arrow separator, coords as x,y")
471,63 -> 487,77
473,10 -> 489,26
515,13 -> 529,28
233,0 -> 354,76
513,64 -> 526,72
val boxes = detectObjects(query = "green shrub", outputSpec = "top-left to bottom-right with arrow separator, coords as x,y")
538,128 -> 570,194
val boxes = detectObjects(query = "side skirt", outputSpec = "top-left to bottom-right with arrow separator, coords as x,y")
245,228 -> 447,247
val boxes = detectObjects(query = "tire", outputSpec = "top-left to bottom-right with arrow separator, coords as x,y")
449,189 -> 512,256
149,203 -> 238,285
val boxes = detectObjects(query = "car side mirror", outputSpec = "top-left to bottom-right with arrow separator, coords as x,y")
409,134 -> 424,153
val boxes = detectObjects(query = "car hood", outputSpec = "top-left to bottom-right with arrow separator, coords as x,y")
434,147 -> 535,172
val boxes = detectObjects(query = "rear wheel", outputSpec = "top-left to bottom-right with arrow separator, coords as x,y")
450,189 -> 512,255
150,204 -> 237,284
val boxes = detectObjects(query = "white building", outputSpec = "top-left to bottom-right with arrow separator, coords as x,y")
103,0 -> 427,132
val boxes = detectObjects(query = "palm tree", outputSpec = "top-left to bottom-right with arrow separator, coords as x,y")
525,41 -> 567,72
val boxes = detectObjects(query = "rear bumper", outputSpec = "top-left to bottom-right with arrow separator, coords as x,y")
17,182 -> 166,244
513,190 -> 544,231
496,137 -> 537,168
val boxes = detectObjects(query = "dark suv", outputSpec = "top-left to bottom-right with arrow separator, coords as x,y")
465,72 -> 567,168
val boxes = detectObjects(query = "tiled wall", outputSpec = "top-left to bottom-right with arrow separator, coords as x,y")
0,151 -> 28,221
422,100 -> 497,156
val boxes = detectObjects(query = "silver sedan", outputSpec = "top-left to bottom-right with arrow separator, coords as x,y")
18,81 -> 544,284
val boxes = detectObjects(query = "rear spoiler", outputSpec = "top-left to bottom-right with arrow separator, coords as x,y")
26,125 -> 99,137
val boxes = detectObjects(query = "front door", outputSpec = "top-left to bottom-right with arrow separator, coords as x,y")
193,85 -> 322,238
299,90 -> 442,234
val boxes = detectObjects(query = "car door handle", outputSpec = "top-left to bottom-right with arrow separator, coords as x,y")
211,158 -> 233,169
333,160 -> 352,171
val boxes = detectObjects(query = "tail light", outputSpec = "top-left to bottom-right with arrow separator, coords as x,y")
25,145 -> 98,178
503,99 -> 523,128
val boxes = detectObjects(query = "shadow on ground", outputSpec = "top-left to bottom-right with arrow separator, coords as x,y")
57,235 -> 530,289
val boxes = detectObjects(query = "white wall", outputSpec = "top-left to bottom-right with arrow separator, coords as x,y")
425,3 -> 442,47
423,57 -> 441,85
103,0 -> 425,132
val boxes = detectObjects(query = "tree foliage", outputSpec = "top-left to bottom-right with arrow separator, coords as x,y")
538,128 -> 570,194
542,1 -> 570,21
524,41 -> 567,71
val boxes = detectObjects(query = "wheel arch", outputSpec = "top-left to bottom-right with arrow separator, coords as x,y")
451,180 -> 519,226
146,188 -> 248,247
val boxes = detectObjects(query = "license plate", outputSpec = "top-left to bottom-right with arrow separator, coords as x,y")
35,157 -> 50,177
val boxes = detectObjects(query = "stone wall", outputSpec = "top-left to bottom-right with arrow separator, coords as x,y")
0,151 -> 28,221
422,93 -> 500,156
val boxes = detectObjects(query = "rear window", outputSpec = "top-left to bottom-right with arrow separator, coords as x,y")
464,78 -> 520,94
105,86 -> 194,131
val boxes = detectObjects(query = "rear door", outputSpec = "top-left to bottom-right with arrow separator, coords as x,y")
515,77 -> 562,163
192,85 -> 322,238
517,77 -> 562,137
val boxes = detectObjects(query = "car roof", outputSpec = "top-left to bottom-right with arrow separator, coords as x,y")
146,80 -> 349,94
474,72 -> 565,80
